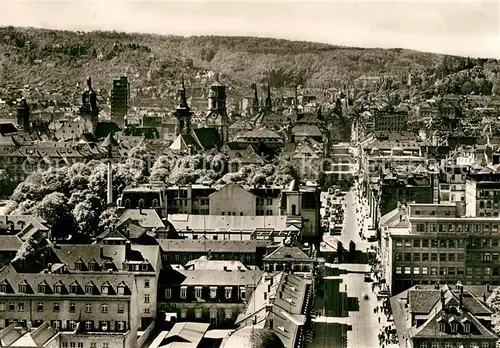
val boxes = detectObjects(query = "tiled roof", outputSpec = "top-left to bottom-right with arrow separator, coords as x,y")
192,127 -> 221,150
0,264 -> 134,296
239,128 -> 282,140
264,245 -> 311,261
291,124 -> 322,138
167,214 -> 288,233
0,235 -> 23,252
162,268 -> 263,287
157,239 -> 272,253
116,209 -> 165,229
185,257 -> 248,271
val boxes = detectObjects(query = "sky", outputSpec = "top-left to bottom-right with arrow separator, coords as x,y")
0,0 -> 499,58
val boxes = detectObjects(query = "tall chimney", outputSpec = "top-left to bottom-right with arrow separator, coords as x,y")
440,289 -> 445,308
459,286 -> 463,308
107,159 -> 113,205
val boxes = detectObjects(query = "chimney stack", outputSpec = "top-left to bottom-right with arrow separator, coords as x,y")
264,292 -> 267,301
459,285 -> 463,308
440,288 -> 445,308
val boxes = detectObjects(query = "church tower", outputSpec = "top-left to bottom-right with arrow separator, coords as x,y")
251,83 -> 260,116
205,74 -> 228,144
264,84 -> 272,111
174,78 -> 192,135
16,99 -> 30,133
80,76 -> 99,135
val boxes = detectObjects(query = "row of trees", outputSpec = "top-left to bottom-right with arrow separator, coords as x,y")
5,148 -> 300,241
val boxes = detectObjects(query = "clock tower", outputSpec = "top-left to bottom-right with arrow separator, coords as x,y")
174,78 -> 192,135
205,74 -> 228,144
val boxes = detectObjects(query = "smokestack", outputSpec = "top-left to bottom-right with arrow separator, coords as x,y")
459,286 -> 463,308
440,288 -> 445,308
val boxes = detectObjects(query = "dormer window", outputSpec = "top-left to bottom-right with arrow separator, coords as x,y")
69,282 -> 80,294
0,284 -> 6,293
85,285 -> 93,295
101,285 -> 109,294
141,264 -> 149,271
464,322 -> 470,333
38,284 -> 46,294
74,260 -> 84,271
451,322 -> 458,333
18,284 -> 27,293
53,282 -> 63,294
117,285 -> 125,295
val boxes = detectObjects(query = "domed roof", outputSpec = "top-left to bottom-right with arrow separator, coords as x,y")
221,326 -> 284,348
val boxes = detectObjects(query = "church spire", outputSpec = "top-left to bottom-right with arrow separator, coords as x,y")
265,84 -> 272,110
174,76 -> 192,135
252,83 -> 259,115
178,76 -> 189,110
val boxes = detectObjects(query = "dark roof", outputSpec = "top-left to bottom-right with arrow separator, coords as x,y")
94,122 -> 121,139
122,126 -> 159,139
0,123 -> 18,135
192,127 -> 222,150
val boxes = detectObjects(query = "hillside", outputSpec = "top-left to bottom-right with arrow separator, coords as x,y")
0,26 -> 499,101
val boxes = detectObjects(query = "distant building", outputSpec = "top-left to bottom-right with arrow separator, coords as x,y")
111,76 -> 130,128
465,171 -> 500,217
373,107 -> 408,133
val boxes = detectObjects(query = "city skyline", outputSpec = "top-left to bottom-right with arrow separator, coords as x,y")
0,0 -> 499,58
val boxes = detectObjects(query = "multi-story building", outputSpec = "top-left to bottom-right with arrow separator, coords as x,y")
157,239 -> 272,268
158,264 -> 263,329
0,241 -> 161,348
438,165 -> 469,204
381,202 -> 500,295
373,107 -> 408,133
222,272 -> 313,348
391,284 -> 498,348
166,184 -> 216,215
111,76 -> 130,127
466,171 -> 500,217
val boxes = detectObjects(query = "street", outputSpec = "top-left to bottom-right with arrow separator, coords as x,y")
309,183 -> 383,348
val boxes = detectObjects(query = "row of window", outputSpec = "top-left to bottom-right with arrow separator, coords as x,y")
394,251 -> 500,263
419,342 -> 490,348
50,319 -> 126,331
2,282 -> 129,296
394,252 -> 466,262
395,238 -> 500,249
164,253 -> 254,263
395,266 -> 499,277
179,307 -> 233,319
0,301 -> 127,314
165,286 -> 239,300
413,223 -> 500,234
62,343 -> 107,348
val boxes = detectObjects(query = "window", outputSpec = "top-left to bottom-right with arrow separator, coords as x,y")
102,344 -> 108,348
62,343 -> 68,348
144,279 -> 150,288
445,343 -> 452,348
144,307 -> 150,314
404,267 -> 411,275
165,289 -> 172,299
180,287 -> 187,299
464,323 -> 470,333
482,343 -> 489,348
225,287 -> 232,299
53,302 -> 60,312
195,287 -> 202,298
0,302 -> 4,311
101,286 -> 108,294
69,320 -> 77,329
70,285 -> 78,294
18,284 -> 27,293
144,294 -> 150,303
78,343 -> 83,348
70,343 -> 76,348
8,302 -> 14,311
101,304 -> 108,313
195,308 -> 202,318
54,285 -> 62,294
69,302 -> 76,313
420,343 -> 427,348
210,287 -> 217,299
431,267 -> 437,275
414,267 -> 420,275
90,344 -> 96,348
431,342 -> 438,348
17,303 -> 24,312
38,284 -> 46,293
85,321 -> 93,330
225,308 -> 232,319
240,287 -> 246,300
85,303 -> 92,313
180,309 -> 187,319
117,303 -> 124,314
117,321 -> 125,331
142,264 -> 149,271
396,267 -> 402,274
85,286 -> 93,295
117,286 -> 125,295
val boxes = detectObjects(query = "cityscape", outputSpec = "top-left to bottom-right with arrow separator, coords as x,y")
0,5 -> 500,348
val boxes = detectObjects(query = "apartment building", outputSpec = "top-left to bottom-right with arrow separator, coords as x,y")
438,165 -> 468,204
373,108 -> 408,133
157,239 -> 271,268
391,284 -> 498,348
381,202 -> 500,295
158,265 -> 263,329
465,171 -> 500,217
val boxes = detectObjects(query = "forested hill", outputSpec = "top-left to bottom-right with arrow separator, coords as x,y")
0,26 -> 499,97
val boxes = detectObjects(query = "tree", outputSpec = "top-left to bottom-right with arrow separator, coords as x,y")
0,169 -> 14,197
460,81 -> 473,95
487,287 -> 500,334
12,236 -> 38,263
150,155 -> 171,182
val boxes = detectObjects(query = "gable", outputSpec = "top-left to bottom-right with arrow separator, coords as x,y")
210,183 -> 255,200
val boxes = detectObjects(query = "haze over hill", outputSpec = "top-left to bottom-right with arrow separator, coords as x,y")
0,26 -> 499,103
